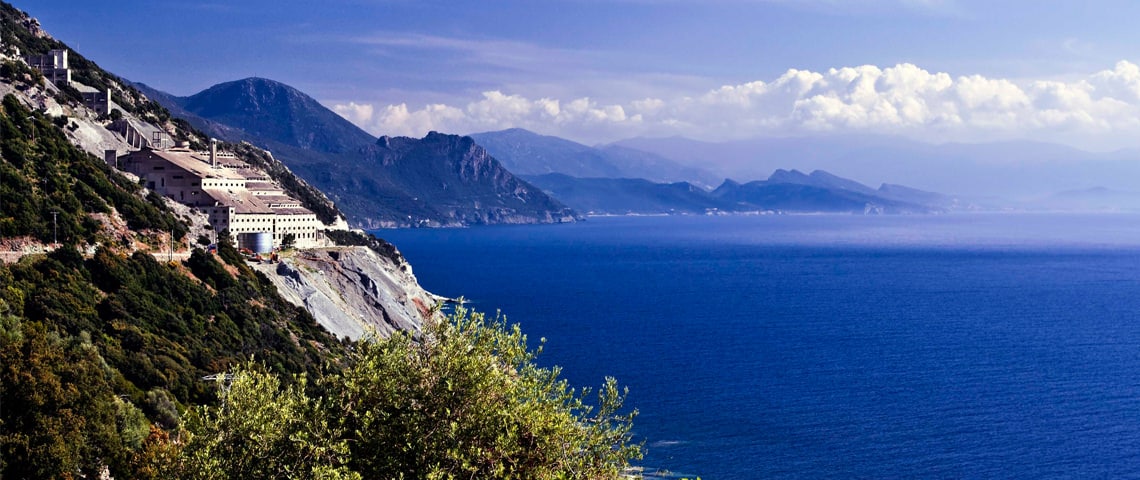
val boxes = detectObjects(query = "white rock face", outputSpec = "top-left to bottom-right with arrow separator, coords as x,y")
253,246 -> 436,340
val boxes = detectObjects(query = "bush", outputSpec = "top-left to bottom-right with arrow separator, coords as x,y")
180,306 -> 642,479
336,305 -> 642,478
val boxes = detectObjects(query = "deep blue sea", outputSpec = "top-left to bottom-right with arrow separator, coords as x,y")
376,214 -> 1140,479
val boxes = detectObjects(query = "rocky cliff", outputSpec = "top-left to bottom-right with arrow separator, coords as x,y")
253,246 -> 438,340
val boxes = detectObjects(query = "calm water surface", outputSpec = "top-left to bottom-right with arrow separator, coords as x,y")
377,214 -> 1140,479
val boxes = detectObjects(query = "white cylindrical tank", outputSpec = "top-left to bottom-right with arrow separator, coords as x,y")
242,232 -> 274,254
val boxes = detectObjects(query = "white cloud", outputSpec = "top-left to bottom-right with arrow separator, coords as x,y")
332,102 -> 374,125
331,61 -> 1140,147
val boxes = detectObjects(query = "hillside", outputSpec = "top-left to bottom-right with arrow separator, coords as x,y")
139,79 -> 579,228
0,87 -> 347,476
0,4 -> 423,475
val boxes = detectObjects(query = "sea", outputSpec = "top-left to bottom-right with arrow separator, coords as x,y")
376,213 -> 1140,479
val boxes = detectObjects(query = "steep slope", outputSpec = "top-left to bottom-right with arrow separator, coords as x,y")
142,80 -> 578,227
470,128 -> 720,186
255,246 -> 437,340
0,86 -> 348,477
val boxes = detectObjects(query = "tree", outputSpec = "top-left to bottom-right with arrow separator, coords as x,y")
179,366 -> 358,480
179,306 -> 642,479
0,312 -> 142,478
332,305 -> 642,479
281,233 -> 296,250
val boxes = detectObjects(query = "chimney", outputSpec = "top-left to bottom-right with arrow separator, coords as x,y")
210,138 -> 218,168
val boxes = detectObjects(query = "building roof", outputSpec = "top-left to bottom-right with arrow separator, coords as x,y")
202,189 -> 275,214
272,207 -> 317,216
147,149 -> 248,181
245,182 -> 282,193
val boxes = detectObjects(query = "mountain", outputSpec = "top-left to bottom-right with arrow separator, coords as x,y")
609,135 -> 1140,201
470,128 -> 721,187
180,78 -> 377,152
710,169 -> 941,214
523,174 -> 732,214
138,80 -> 577,228
524,168 -> 948,215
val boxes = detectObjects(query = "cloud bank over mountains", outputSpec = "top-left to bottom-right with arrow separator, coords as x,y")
334,61 -> 1140,148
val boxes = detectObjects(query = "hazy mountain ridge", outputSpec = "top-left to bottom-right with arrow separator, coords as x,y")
525,168 -> 949,215
609,135 -> 1140,201
523,174 -> 731,214
471,128 -> 721,187
140,81 -> 577,228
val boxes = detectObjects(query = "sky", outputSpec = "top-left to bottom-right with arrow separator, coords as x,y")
13,0 -> 1140,149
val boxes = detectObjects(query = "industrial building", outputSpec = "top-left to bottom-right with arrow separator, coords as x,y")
24,48 -> 70,85
116,140 -> 325,251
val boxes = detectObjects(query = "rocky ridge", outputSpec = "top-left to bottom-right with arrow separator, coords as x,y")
254,246 -> 436,340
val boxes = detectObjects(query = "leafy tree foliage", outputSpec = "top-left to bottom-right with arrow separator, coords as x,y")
178,306 -> 642,479
0,244 -> 346,478
335,305 -> 641,479
179,367 -> 359,480
0,309 -> 133,478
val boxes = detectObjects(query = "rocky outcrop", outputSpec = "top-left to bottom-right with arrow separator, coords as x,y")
253,246 -> 437,340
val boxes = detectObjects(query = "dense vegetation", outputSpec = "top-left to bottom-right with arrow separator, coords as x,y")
175,306 -> 641,479
0,94 -> 187,244
1,250 -> 643,478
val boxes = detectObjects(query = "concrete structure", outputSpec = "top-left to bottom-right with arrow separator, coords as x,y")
118,146 -> 325,250
81,88 -> 112,115
111,118 -> 173,150
24,49 -> 70,86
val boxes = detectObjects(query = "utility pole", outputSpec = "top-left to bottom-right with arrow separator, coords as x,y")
51,211 -> 57,246
169,228 -> 173,262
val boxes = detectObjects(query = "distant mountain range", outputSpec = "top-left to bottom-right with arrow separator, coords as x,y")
525,169 -> 954,215
136,80 -> 1138,219
134,78 -> 577,228
470,128 -> 721,187
609,135 -> 1140,200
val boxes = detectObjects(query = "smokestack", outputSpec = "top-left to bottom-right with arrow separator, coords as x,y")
210,138 -> 217,168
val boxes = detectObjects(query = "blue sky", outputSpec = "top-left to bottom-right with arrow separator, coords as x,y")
13,0 -> 1140,148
